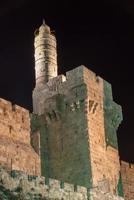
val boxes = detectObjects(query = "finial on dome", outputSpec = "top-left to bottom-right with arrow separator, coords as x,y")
39,19 -> 50,33
43,19 -> 46,25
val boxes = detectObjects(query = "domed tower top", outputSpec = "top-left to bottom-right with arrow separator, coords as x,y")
34,20 -> 58,87
38,19 -> 51,33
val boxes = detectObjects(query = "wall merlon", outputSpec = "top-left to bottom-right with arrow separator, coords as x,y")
66,65 -> 85,79
13,104 -> 30,117
66,65 -> 92,83
49,178 -> 61,188
77,185 -> 88,193
0,98 -> 12,111
129,163 -> 134,169
65,66 -> 105,90
121,160 -> 134,169
0,98 -> 30,122
63,182 -> 74,192
47,74 -> 66,86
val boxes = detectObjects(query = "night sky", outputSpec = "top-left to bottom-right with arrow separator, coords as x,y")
0,0 -> 134,163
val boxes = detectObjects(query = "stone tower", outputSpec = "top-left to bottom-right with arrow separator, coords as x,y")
32,23 -> 123,197
33,21 -> 58,113
34,20 -> 57,85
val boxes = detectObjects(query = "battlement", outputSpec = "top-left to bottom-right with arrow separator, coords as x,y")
32,65 -> 123,194
121,161 -> 134,200
0,98 -> 29,114
0,98 -> 41,176
0,167 -> 124,200
34,65 -> 105,93
66,65 -> 96,82
47,65 -> 103,90
0,98 -> 30,144
0,167 -> 88,199
121,160 -> 134,169
33,65 -> 108,115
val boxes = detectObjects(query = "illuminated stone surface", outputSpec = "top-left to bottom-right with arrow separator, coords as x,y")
0,21 -> 132,199
0,98 -> 40,176
34,21 -> 57,89
0,167 -> 124,200
32,65 -> 123,197
121,161 -> 134,200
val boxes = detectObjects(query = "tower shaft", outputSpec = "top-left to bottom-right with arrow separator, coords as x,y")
34,23 -> 57,87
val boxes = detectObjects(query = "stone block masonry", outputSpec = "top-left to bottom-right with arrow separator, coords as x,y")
0,21 -> 132,199
0,167 -> 124,200
121,161 -> 134,200
32,65 -> 123,198
83,67 -> 122,193
32,67 -> 93,188
0,98 -> 40,176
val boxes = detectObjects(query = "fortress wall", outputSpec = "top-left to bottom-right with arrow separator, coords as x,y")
0,167 -> 124,200
79,67 -> 121,193
121,161 -> 134,200
32,72 -> 92,187
0,98 -> 41,176
66,66 -> 121,193
0,98 -> 30,144
0,168 -> 88,199
32,65 -> 122,195
0,141 -> 40,175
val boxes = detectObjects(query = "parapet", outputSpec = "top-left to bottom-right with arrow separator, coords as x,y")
121,160 -> 134,169
34,65 -> 106,97
34,65 -> 104,92
0,98 -> 41,176
0,167 -> 124,200
0,168 -> 88,199
0,98 -> 30,144
66,65 -> 96,80
33,65 -> 110,115
120,160 -> 134,200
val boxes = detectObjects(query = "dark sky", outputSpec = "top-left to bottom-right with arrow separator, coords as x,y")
0,0 -> 134,163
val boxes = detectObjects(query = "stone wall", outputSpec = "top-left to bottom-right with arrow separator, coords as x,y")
0,167 -> 124,200
32,73 -> 92,187
0,98 -> 30,144
0,98 -> 40,175
121,161 -> 134,200
32,65 -> 123,196
81,67 -> 122,194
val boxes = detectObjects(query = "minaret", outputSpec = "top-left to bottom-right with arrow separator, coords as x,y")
33,21 -> 58,114
34,20 -> 58,87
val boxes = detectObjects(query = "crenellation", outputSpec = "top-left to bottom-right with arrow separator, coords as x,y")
0,167 -> 125,200
49,178 -> 61,188
63,182 -> 74,192
0,98 -> 12,109
0,168 -> 88,198
121,161 -> 134,200
0,97 -> 41,176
